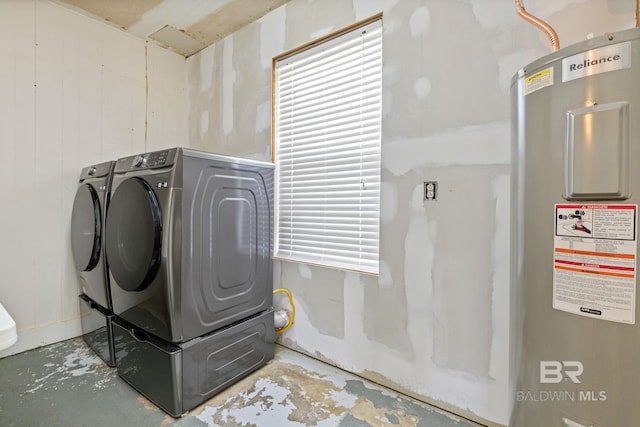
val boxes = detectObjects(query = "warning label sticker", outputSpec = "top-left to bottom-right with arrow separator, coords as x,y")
523,67 -> 553,96
553,204 -> 637,324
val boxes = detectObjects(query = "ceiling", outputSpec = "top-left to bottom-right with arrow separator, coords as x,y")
52,0 -> 290,57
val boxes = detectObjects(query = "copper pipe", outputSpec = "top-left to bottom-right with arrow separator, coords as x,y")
515,0 -> 560,51
636,0 -> 639,27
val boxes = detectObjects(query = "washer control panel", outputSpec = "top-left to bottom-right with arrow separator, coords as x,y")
79,160 -> 115,181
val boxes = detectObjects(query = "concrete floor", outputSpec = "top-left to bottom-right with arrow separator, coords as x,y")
0,338 -> 482,427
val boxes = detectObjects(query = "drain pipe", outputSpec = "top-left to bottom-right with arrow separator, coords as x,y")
515,0 -> 560,51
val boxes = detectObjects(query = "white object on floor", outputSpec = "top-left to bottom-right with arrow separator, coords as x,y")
0,302 -> 17,351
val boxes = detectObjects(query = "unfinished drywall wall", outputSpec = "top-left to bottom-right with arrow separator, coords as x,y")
188,23 -> 270,160
0,0 -> 186,357
186,0 -> 633,424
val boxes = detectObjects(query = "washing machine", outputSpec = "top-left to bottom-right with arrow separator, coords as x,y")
105,147 -> 274,343
71,161 -> 117,366
71,161 -> 115,309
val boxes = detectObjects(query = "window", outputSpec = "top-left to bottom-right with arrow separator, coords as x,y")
273,16 -> 382,275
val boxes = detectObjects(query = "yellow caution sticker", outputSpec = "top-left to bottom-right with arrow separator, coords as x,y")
523,67 -> 553,96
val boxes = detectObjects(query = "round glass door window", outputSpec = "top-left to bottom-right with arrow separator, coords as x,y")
70,184 -> 101,272
105,177 -> 162,292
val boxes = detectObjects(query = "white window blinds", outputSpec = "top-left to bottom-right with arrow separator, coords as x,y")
273,18 -> 382,275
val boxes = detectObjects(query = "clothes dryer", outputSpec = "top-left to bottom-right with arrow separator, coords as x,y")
71,161 -> 115,309
105,148 -> 274,343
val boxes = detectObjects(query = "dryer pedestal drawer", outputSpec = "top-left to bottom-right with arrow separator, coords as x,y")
113,308 -> 275,417
79,294 -> 116,367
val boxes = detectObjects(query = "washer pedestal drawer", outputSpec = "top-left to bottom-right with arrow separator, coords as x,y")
113,309 -> 275,417
79,294 -> 116,367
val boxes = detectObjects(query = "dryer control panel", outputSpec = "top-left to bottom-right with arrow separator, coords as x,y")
132,150 -> 170,168
115,148 -> 178,172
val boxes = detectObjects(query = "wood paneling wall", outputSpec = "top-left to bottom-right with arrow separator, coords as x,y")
0,0 -> 186,356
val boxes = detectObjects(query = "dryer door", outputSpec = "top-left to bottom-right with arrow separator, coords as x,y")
106,177 -> 162,292
71,184 -> 101,272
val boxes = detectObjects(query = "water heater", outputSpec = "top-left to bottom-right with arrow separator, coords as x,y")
512,28 -> 640,426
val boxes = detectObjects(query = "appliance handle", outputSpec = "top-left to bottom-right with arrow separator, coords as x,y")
124,325 -> 181,354
130,328 -> 150,343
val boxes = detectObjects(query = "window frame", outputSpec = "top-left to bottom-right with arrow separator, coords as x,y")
271,14 -> 383,275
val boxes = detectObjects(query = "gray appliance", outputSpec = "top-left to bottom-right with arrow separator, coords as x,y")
105,147 -> 275,415
112,309 -> 274,417
71,161 -> 117,366
71,161 -> 115,309
78,294 -> 116,367
511,28 -> 640,426
105,147 -> 274,343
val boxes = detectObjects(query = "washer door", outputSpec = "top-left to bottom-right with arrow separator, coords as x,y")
106,177 -> 162,292
71,184 -> 101,272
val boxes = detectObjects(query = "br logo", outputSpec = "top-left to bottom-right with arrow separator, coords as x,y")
540,361 -> 584,384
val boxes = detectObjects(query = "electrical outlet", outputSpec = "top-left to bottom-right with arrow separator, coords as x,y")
424,181 -> 437,201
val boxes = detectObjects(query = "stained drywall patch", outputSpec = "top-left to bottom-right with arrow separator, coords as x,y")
363,270 -> 412,354
382,0 -> 506,137
380,181 -> 398,224
259,5 -> 286,68
402,180 -> 437,361
255,100 -> 270,133
409,6 -> 430,37
362,172 -> 431,356
229,23 -> 272,156
280,262 -> 345,339
198,46 -> 215,91
470,0 -> 521,29
488,174 -> 510,381
413,76 -> 431,98
381,174 -> 435,372
429,166 -> 504,378
186,45 -> 217,153
310,26 -> 336,39
382,121 -> 511,176
377,261 -> 393,289
222,36 -> 235,135
200,110 -> 209,134
189,20 -> 271,156
298,263 -> 313,279
352,0 -> 383,21
283,0 -> 356,51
